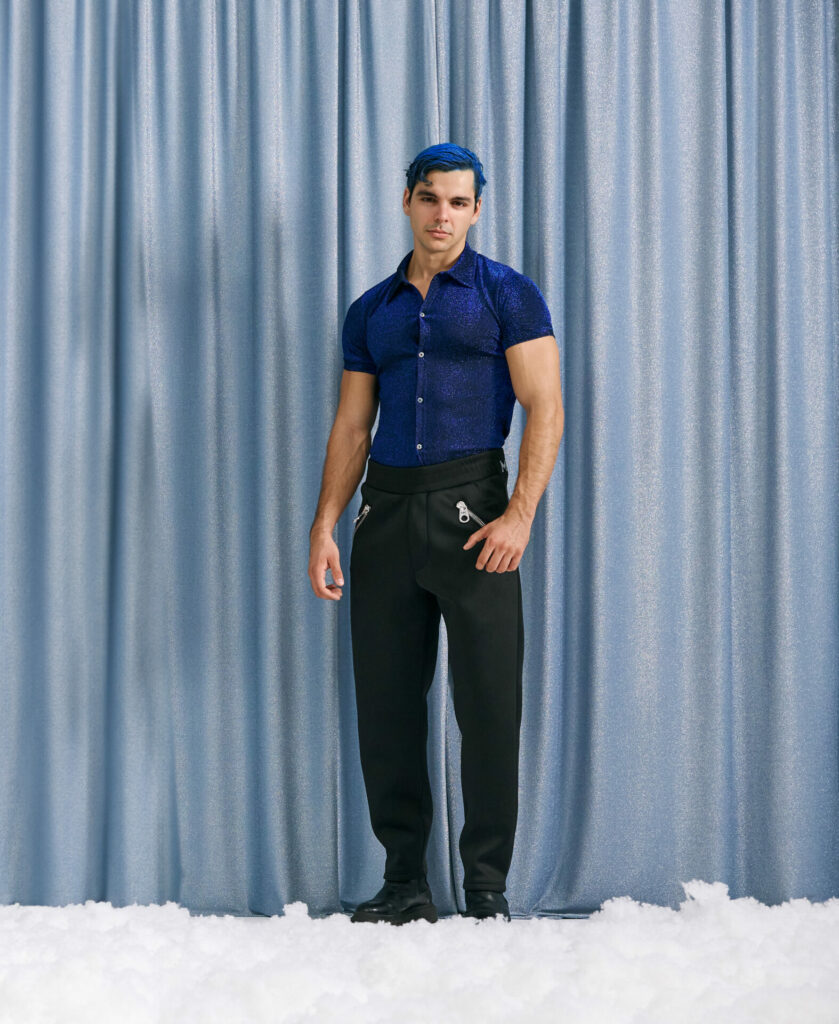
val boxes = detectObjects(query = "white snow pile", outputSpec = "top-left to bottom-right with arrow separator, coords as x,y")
0,879 -> 837,1023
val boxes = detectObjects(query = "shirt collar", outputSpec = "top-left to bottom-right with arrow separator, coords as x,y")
385,238 -> 477,303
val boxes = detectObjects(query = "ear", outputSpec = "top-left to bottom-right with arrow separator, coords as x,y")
402,186 -> 411,212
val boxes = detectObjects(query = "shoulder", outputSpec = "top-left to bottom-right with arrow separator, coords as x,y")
349,269 -> 399,321
472,250 -> 547,308
472,250 -> 554,348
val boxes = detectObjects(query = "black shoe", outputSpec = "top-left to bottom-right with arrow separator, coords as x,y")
350,878 -> 438,925
462,890 -> 511,921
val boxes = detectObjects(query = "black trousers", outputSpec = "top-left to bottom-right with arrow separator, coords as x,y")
349,447 -> 524,893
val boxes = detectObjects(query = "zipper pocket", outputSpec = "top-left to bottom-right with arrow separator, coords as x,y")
455,500 -> 486,528
353,503 -> 371,535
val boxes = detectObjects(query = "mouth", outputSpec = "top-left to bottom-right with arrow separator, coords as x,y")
429,230 -> 449,237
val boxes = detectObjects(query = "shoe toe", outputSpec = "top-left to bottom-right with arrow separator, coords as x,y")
463,890 -> 511,921
351,880 -> 437,925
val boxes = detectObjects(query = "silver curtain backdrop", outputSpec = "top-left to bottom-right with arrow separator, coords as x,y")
0,0 -> 837,919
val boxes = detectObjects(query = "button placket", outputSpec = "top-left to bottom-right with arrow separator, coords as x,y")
416,302 -> 428,460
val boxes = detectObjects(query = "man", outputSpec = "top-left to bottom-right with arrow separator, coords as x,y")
308,143 -> 564,925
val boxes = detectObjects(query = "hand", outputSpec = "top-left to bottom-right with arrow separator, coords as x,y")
463,508 -> 532,572
309,529 -> 344,600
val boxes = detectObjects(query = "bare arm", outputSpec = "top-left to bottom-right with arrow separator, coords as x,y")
309,370 -> 379,599
457,336 -> 565,573
504,335 -> 564,523
309,429 -> 372,538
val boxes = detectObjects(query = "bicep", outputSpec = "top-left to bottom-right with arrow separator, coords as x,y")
505,335 -> 563,415
336,369 -> 379,435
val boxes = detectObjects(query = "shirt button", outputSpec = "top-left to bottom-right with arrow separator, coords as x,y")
417,443 -> 422,449
419,312 -> 425,318
417,396 -> 423,402
418,351 -> 424,357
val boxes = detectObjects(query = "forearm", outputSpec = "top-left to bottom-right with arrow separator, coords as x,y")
506,406 -> 564,523
310,425 -> 371,537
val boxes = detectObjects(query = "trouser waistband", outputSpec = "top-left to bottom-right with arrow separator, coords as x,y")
364,448 -> 507,494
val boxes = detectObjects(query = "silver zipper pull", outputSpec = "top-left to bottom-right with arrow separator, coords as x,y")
455,500 -> 486,527
353,504 -> 371,532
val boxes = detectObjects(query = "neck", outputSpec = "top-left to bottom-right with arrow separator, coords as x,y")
407,237 -> 467,280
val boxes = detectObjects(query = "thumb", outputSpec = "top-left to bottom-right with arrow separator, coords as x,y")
330,555 -> 344,586
463,527 -> 483,550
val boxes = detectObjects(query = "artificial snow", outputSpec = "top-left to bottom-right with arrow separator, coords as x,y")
0,880 -> 837,1023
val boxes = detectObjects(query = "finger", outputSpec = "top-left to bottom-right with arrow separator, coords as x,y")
313,562 -> 343,600
492,551 -> 512,573
309,568 -> 325,598
482,548 -> 508,573
312,577 -> 339,599
463,528 -> 484,550
322,565 -> 342,597
314,577 -> 341,599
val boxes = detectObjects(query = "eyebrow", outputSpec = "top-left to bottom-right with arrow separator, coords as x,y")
415,188 -> 473,202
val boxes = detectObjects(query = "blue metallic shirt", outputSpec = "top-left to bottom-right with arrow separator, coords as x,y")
341,239 -> 555,467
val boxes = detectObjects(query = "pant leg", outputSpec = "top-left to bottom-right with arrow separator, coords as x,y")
349,481 -> 441,883
419,470 -> 524,893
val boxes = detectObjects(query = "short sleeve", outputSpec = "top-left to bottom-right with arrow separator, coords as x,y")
498,272 -> 555,351
341,296 -> 377,374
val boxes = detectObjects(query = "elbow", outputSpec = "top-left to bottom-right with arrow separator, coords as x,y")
524,400 -> 564,428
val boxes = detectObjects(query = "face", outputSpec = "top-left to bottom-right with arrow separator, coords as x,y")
402,169 -> 482,258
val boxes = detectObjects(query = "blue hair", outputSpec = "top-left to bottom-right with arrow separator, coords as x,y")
405,143 -> 487,205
